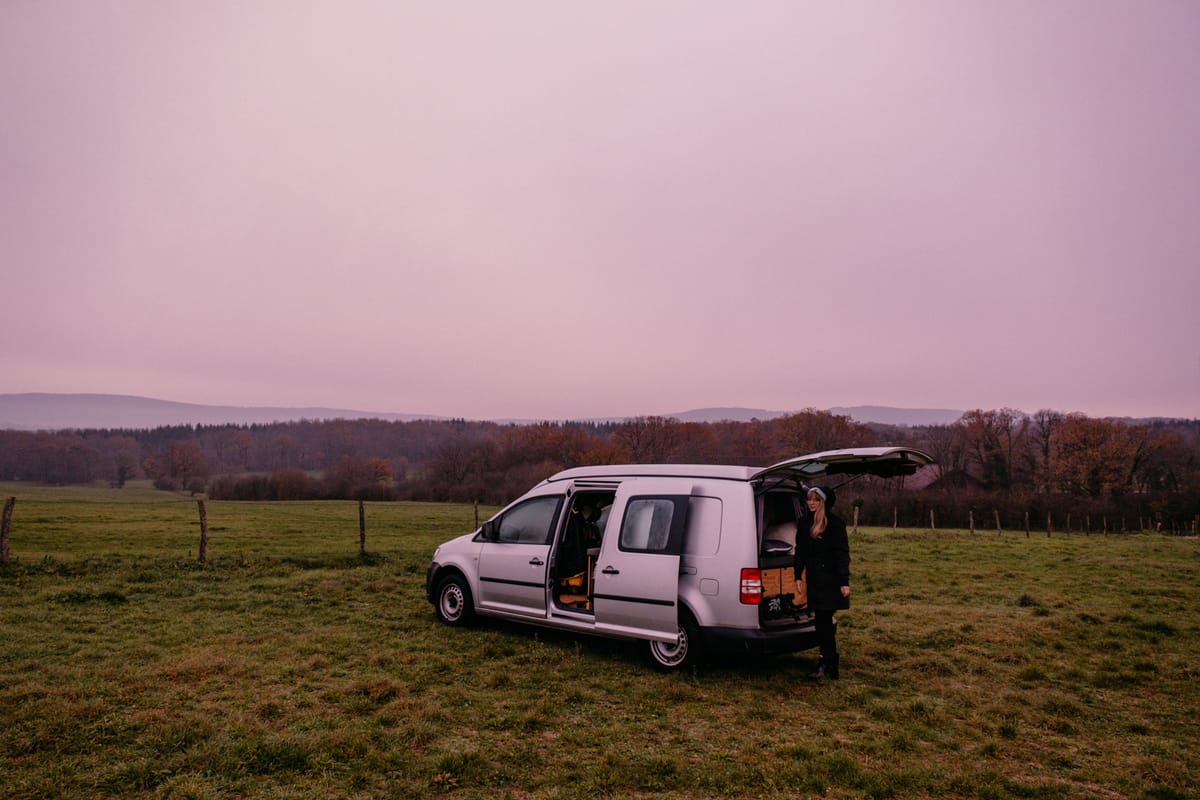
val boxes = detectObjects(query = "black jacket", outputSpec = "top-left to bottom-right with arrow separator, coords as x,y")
793,513 -> 851,611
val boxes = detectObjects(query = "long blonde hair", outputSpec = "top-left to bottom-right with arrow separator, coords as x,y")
809,490 -> 827,538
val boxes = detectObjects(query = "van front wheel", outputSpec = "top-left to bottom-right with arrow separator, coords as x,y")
435,574 -> 474,627
646,612 -> 700,671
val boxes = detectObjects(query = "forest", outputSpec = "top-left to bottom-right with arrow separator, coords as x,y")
0,409 -> 1197,531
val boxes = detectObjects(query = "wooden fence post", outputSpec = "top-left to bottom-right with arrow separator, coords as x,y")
1103,516 -> 1108,535
1024,511 -> 1030,538
1046,512 -> 1052,537
474,500 -> 479,531
1086,515 -> 1091,535
994,509 -> 1002,535
893,507 -> 897,532
197,499 -> 208,563
969,509 -> 975,534
930,509 -> 936,531
853,505 -> 859,534
359,500 -> 366,555
1,496 -> 15,565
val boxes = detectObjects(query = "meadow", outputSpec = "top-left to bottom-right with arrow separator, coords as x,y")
0,482 -> 1196,800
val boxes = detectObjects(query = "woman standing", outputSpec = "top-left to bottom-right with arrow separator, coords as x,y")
794,486 -> 851,679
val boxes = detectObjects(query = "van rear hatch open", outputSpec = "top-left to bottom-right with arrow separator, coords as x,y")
752,446 -> 935,483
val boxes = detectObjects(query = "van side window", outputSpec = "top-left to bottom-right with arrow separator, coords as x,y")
619,497 -> 687,553
496,496 -> 562,544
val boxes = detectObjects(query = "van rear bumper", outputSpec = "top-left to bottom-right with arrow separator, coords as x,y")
699,620 -> 829,656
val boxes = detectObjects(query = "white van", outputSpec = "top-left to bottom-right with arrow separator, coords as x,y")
426,447 -> 933,670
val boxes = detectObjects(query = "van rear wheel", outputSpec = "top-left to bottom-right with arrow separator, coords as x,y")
435,574 -> 474,626
646,612 -> 700,671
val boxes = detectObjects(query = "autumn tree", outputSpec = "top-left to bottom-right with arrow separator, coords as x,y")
1028,409 -> 1065,493
167,440 -> 210,490
496,423 -> 595,470
961,408 -> 1026,490
111,445 -> 140,488
612,417 -> 682,462
1131,427 -> 1194,493
270,433 -> 298,471
918,421 -> 970,487
772,409 -> 872,460
6,432 -> 103,484
325,455 -> 395,499
424,439 -> 496,502
710,419 -> 773,466
268,469 -> 315,500
579,440 -> 629,466
1050,415 -> 1140,498
213,428 -> 255,472
671,422 -> 720,463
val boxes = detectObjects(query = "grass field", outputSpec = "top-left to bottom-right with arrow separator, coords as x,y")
1,482 -> 1196,799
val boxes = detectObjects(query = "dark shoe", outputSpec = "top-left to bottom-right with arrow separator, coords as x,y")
826,655 -> 840,680
808,658 -> 827,679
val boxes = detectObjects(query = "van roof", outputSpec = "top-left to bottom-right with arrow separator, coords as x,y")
545,464 -> 758,483
544,447 -> 936,486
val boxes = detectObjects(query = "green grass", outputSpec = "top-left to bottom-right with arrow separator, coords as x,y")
1,482 -> 1197,799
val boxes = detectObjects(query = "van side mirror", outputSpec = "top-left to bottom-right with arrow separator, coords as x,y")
480,519 -> 498,541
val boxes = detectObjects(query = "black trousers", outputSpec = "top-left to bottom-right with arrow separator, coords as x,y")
814,609 -> 838,662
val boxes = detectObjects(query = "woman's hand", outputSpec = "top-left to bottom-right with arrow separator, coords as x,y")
840,586 -> 851,598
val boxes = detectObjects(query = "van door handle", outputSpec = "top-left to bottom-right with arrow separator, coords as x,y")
529,558 -> 544,566
601,566 -> 620,575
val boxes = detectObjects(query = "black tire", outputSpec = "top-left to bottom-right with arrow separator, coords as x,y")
434,574 -> 474,627
646,611 -> 701,671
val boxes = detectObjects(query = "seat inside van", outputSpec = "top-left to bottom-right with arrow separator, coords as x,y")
553,490 -> 614,612
761,491 -> 800,555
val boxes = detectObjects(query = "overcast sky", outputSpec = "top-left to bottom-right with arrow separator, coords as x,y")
2,1 -> 1198,421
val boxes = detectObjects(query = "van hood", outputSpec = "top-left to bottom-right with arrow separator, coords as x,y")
752,446 -> 935,483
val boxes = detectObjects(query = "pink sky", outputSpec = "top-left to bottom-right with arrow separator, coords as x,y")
2,2 -> 1198,420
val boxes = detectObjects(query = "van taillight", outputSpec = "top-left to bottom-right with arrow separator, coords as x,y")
740,568 -> 763,604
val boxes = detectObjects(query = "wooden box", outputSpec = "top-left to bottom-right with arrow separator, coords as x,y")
762,566 -> 798,598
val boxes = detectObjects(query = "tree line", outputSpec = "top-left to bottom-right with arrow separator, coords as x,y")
0,409 -> 1196,529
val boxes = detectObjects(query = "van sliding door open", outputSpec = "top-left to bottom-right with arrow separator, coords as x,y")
593,479 -> 689,643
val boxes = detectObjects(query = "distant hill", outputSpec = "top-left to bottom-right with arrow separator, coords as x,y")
0,393 -> 447,431
663,407 -> 793,423
831,406 -> 966,426
0,393 -> 977,431
662,406 -> 965,426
